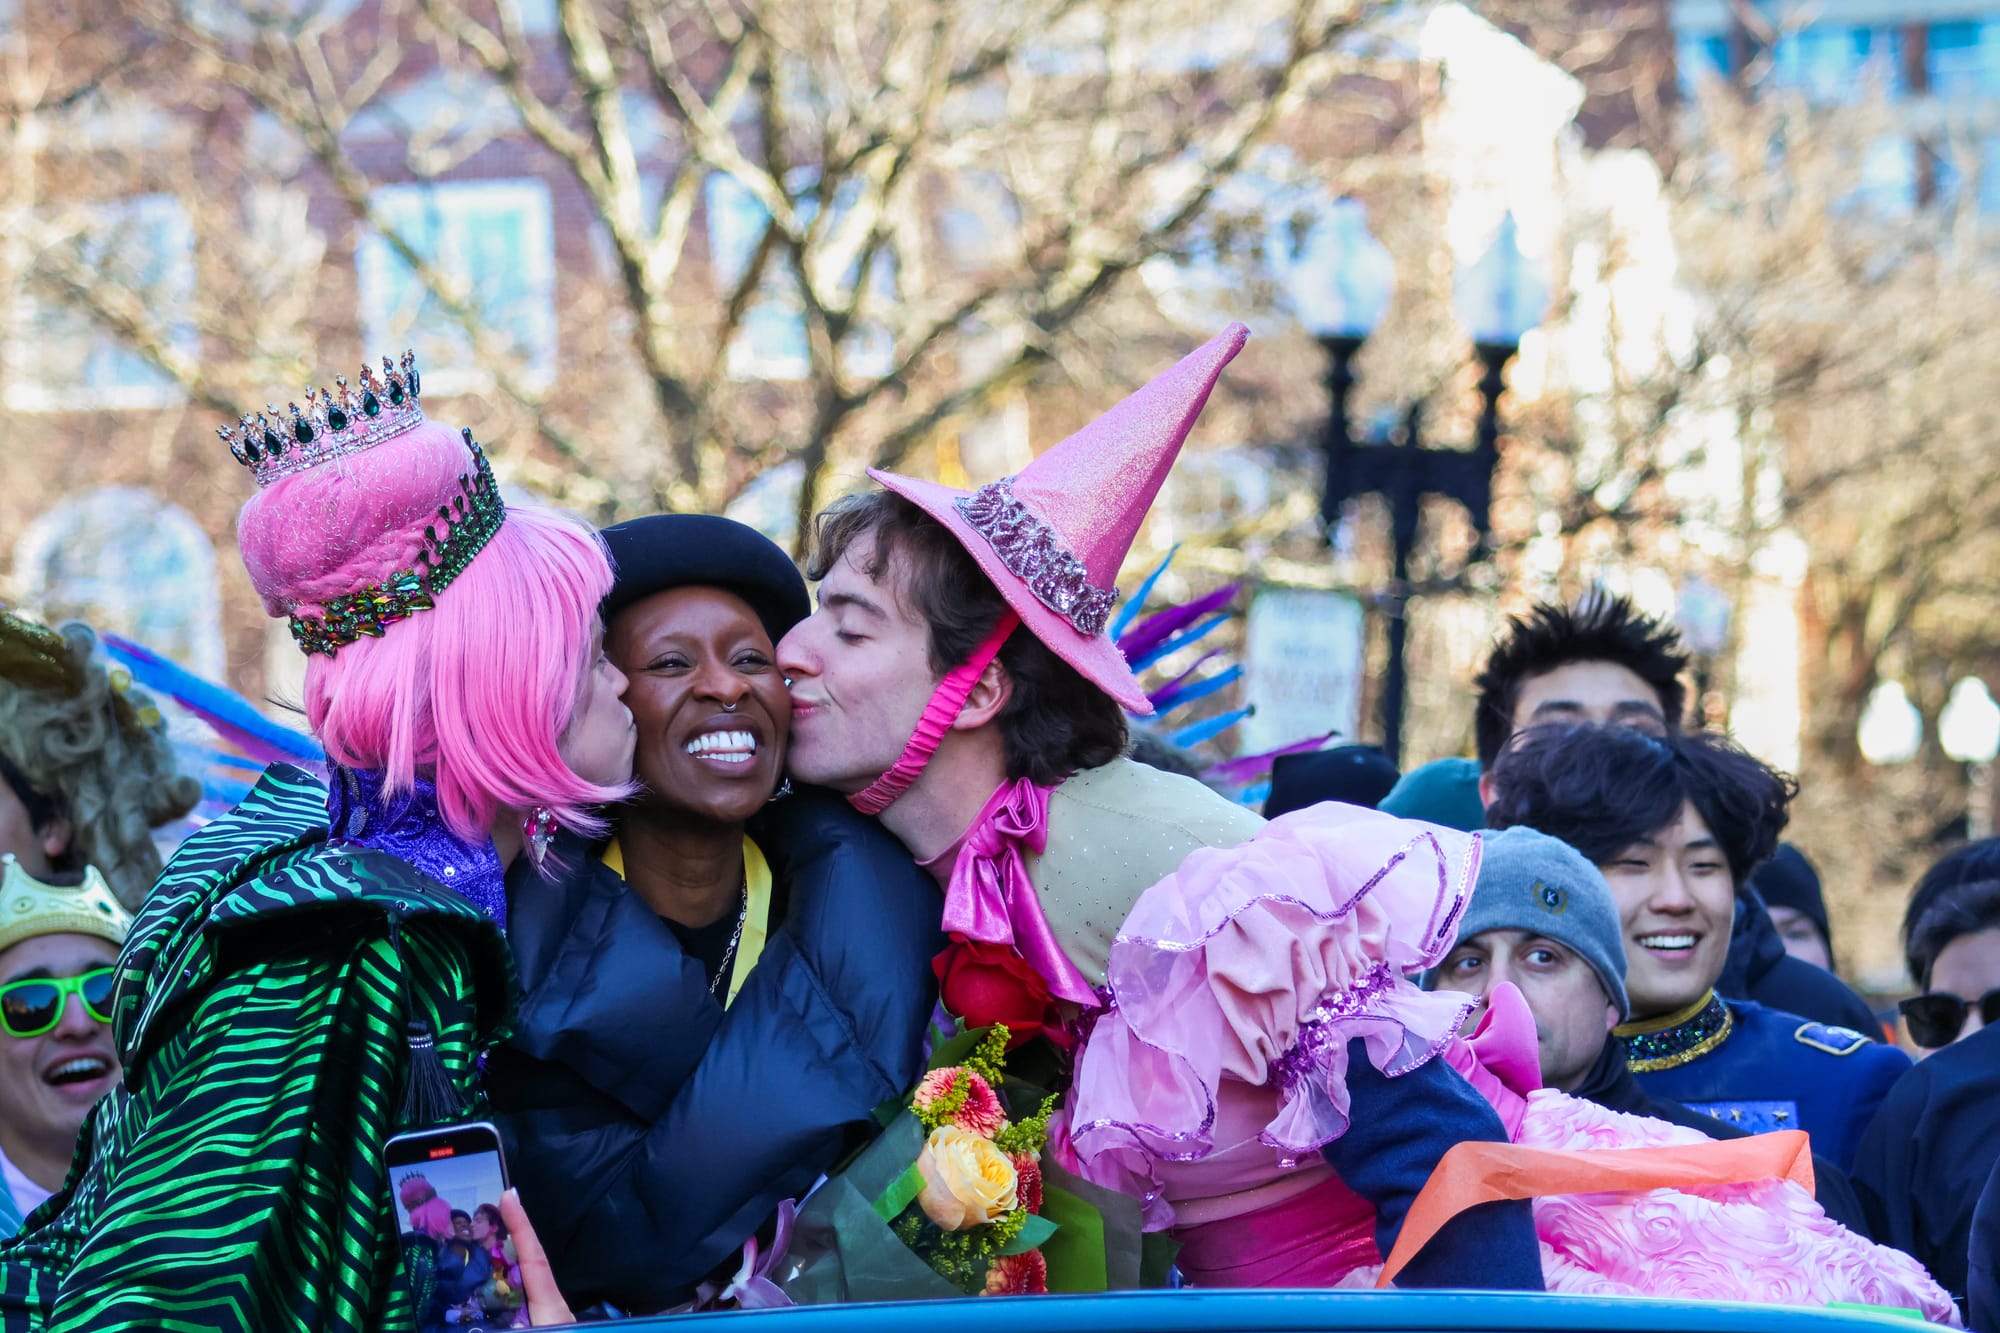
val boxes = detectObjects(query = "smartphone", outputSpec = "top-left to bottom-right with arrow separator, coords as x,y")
385,1121 -> 510,1243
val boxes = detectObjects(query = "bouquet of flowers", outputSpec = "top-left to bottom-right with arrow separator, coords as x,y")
778,1023 -> 1145,1303
879,1027 -> 1056,1294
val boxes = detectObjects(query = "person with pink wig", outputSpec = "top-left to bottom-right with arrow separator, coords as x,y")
0,353 -> 632,1333
397,1175 -> 455,1243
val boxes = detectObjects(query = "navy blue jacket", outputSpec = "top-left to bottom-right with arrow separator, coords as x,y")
1852,1021 -> 2000,1302
485,787 -> 944,1313
1720,888 -> 1880,1037
1630,996 -> 1908,1172
1326,1041 -> 1544,1291
1972,1154 -> 2000,1333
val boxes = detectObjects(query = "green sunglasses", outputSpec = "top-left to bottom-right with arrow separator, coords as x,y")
0,968 -> 117,1039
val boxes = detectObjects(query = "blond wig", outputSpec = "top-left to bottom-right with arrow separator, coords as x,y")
0,614 -> 200,909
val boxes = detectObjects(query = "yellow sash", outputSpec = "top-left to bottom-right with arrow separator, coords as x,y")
602,836 -> 771,1008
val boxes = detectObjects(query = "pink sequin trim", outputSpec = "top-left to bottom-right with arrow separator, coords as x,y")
954,480 -> 1119,637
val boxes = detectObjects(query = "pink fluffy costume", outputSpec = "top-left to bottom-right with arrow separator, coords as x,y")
1063,803 -> 1957,1321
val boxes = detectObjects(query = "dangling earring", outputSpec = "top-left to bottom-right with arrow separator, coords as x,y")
523,807 -> 558,870
767,779 -> 794,805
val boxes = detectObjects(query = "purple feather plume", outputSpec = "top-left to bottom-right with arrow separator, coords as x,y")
1115,581 -> 1241,664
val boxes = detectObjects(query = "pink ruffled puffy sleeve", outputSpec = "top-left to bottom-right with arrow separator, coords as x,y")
1065,804 -> 1482,1218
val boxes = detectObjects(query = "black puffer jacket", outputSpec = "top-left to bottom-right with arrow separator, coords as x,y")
484,787 -> 943,1313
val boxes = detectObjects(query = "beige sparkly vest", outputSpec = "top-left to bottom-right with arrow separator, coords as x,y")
1023,757 -> 1264,987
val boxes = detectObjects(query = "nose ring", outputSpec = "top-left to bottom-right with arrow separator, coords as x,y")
723,701 -> 738,712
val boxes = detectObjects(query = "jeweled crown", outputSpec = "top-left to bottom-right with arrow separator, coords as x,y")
218,351 -> 425,486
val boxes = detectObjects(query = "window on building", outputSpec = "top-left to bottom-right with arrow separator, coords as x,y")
1927,20 -> 2000,99
705,172 -> 811,381
14,487 -> 225,681
1768,25 -> 1905,101
6,194 -> 196,412
356,178 -> 556,389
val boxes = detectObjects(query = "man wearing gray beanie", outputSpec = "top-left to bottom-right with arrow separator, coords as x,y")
1421,827 -> 1883,1237
1425,827 -> 1628,1091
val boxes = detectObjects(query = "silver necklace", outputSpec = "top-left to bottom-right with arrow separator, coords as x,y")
710,871 -> 749,1000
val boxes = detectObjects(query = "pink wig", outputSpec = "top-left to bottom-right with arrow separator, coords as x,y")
238,420 -> 629,844
398,1175 -> 455,1240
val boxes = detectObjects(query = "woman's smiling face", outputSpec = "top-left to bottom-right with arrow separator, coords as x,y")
608,586 -> 790,826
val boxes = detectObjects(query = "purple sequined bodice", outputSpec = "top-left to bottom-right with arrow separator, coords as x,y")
326,766 -> 509,930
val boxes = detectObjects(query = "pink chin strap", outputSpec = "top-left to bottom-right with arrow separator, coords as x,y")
848,611 -> 1021,816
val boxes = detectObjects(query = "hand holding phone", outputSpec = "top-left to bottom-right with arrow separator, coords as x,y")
386,1124 -> 573,1327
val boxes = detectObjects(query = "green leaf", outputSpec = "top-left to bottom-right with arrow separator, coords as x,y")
995,1211 -> 1058,1256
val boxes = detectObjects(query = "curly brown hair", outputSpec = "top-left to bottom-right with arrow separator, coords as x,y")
0,617 -> 200,909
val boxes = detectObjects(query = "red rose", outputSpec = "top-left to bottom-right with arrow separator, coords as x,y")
933,937 -> 1056,1049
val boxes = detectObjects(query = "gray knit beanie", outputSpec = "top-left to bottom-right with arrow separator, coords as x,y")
1428,826 -> 1630,1019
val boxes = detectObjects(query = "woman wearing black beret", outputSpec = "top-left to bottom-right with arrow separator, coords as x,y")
482,514 -> 943,1313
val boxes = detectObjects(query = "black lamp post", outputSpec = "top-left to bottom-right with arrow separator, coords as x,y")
1315,212 -> 1543,766
1319,338 -> 1514,765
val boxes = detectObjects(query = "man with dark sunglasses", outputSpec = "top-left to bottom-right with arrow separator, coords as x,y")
1853,861 -> 2000,1307
1899,877 -> 2000,1049
0,855 -> 129,1236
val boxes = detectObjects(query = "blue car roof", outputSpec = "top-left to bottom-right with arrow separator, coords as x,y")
635,1290 -> 1930,1333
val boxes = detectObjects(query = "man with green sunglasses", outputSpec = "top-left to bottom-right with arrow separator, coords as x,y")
0,855 -> 130,1237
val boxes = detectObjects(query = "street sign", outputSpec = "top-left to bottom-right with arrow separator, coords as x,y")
1240,587 -> 1364,754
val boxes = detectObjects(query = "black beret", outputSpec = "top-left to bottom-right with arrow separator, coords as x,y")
1263,744 -> 1402,818
601,514 -> 811,643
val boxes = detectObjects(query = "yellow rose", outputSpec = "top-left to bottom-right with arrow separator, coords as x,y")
914,1125 -> 1018,1231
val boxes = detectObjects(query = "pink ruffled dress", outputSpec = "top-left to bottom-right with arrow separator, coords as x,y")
1062,803 -> 1959,1322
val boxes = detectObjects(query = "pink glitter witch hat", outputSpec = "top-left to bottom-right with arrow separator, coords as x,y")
870,323 -> 1248,713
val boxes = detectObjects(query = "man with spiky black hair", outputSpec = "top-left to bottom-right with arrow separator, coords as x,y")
1467,593 -> 1879,1036
1384,594 -> 1688,828
1473,593 -> 1690,781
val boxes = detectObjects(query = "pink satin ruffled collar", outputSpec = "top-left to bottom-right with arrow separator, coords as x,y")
940,775 -> 1101,1010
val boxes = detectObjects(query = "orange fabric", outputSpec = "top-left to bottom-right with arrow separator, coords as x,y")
1375,1130 -> 1817,1288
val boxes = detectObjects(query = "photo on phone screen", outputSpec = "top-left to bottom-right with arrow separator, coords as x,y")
386,1123 -> 530,1327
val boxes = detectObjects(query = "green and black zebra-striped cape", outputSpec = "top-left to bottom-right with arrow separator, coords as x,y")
0,763 -> 516,1333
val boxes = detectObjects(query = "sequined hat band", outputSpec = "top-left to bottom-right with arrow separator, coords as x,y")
286,430 -> 507,657
953,480 -> 1119,638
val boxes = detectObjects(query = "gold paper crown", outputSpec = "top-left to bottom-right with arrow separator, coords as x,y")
217,351 -> 425,487
0,855 -> 133,957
